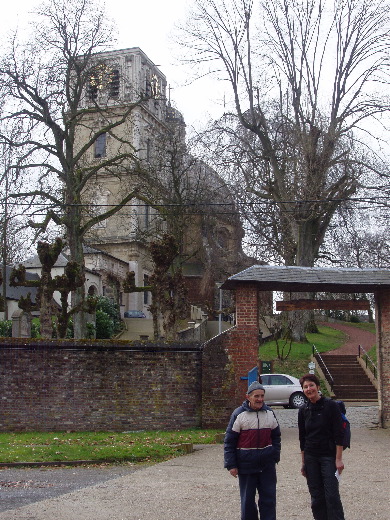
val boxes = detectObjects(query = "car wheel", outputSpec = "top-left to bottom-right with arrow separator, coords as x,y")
289,392 -> 307,409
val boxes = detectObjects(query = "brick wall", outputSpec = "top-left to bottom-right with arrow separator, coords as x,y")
0,339 -> 202,432
375,289 -> 390,428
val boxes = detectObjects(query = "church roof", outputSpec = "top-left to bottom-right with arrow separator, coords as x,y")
221,265 -> 390,293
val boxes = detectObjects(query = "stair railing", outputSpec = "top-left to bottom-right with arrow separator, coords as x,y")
358,345 -> 377,379
312,344 -> 334,391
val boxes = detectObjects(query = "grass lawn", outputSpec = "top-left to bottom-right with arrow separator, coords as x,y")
258,324 -> 346,380
351,322 -> 377,360
0,429 -> 223,465
342,321 -> 377,362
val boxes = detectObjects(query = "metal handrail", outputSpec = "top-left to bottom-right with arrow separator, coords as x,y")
358,344 -> 377,379
312,344 -> 334,390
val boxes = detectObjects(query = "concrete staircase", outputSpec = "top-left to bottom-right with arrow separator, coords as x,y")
316,354 -> 378,401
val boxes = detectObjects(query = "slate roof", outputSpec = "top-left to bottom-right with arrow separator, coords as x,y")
3,265 -> 39,302
23,252 -> 69,268
221,265 -> 390,293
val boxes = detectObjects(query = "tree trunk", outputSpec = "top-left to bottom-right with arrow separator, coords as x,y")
67,208 -> 87,339
288,221 -> 321,341
38,268 -> 53,338
294,220 -> 318,268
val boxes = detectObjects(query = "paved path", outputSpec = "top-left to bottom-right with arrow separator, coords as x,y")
319,321 -> 376,355
0,419 -> 388,520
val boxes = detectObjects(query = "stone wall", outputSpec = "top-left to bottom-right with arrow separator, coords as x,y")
0,339 -> 202,432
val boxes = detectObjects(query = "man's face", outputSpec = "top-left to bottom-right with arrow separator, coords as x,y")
246,389 -> 265,410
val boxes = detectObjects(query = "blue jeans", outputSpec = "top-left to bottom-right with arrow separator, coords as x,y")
238,463 -> 277,520
304,452 -> 345,520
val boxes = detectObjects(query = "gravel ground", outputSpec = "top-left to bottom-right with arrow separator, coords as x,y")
0,406 -> 387,519
273,404 -> 380,429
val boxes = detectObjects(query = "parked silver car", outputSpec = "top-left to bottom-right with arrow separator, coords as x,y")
124,310 -> 146,318
260,373 -> 306,409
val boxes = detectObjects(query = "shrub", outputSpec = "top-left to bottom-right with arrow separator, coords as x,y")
95,309 -> 114,339
95,296 -> 121,336
0,320 -> 12,337
350,315 -> 361,323
86,322 -> 96,339
31,319 -> 41,338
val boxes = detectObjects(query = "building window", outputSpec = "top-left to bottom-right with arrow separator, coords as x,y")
95,133 -> 107,158
144,274 -> 149,305
145,78 -> 152,97
87,78 -> 98,101
144,204 -> 150,229
109,69 -> 120,98
217,228 -> 229,249
87,63 -> 120,101
88,285 -> 96,296
146,138 -> 151,161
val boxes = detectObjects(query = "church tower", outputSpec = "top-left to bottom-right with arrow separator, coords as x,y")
79,47 -> 249,320
79,47 -> 184,315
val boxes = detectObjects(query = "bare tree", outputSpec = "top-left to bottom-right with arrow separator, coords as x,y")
0,122 -> 37,319
181,0 -> 389,267
195,113 -> 300,265
329,207 -> 390,269
0,0 -> 155,337
180,0 -> 390,339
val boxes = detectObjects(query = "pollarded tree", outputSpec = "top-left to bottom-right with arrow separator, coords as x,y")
180,0 -> 390,267
10,238 -> 87,338
124,233 -> 188,340
0,0 -> 154,338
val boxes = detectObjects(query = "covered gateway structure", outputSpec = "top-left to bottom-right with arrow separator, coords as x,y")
210,265 -> 390,428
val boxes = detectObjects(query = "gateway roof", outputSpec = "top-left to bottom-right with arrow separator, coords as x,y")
221,265 -> 390,293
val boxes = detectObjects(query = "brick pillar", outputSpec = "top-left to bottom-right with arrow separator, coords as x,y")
201,283 -> 261,428
375,289 -> 390,428
229,283 -> 260,404
235,283 -> 259,331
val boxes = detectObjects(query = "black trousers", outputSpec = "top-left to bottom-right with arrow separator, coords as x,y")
304,452 -> 345,520
238,463 -> 277,520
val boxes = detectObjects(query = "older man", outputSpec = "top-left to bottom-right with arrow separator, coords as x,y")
224,381 -> 281,520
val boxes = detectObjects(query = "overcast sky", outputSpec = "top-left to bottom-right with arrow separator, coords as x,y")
1,0 -> 226,134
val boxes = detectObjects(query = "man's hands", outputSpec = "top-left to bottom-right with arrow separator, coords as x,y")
229,468 -> 238,478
